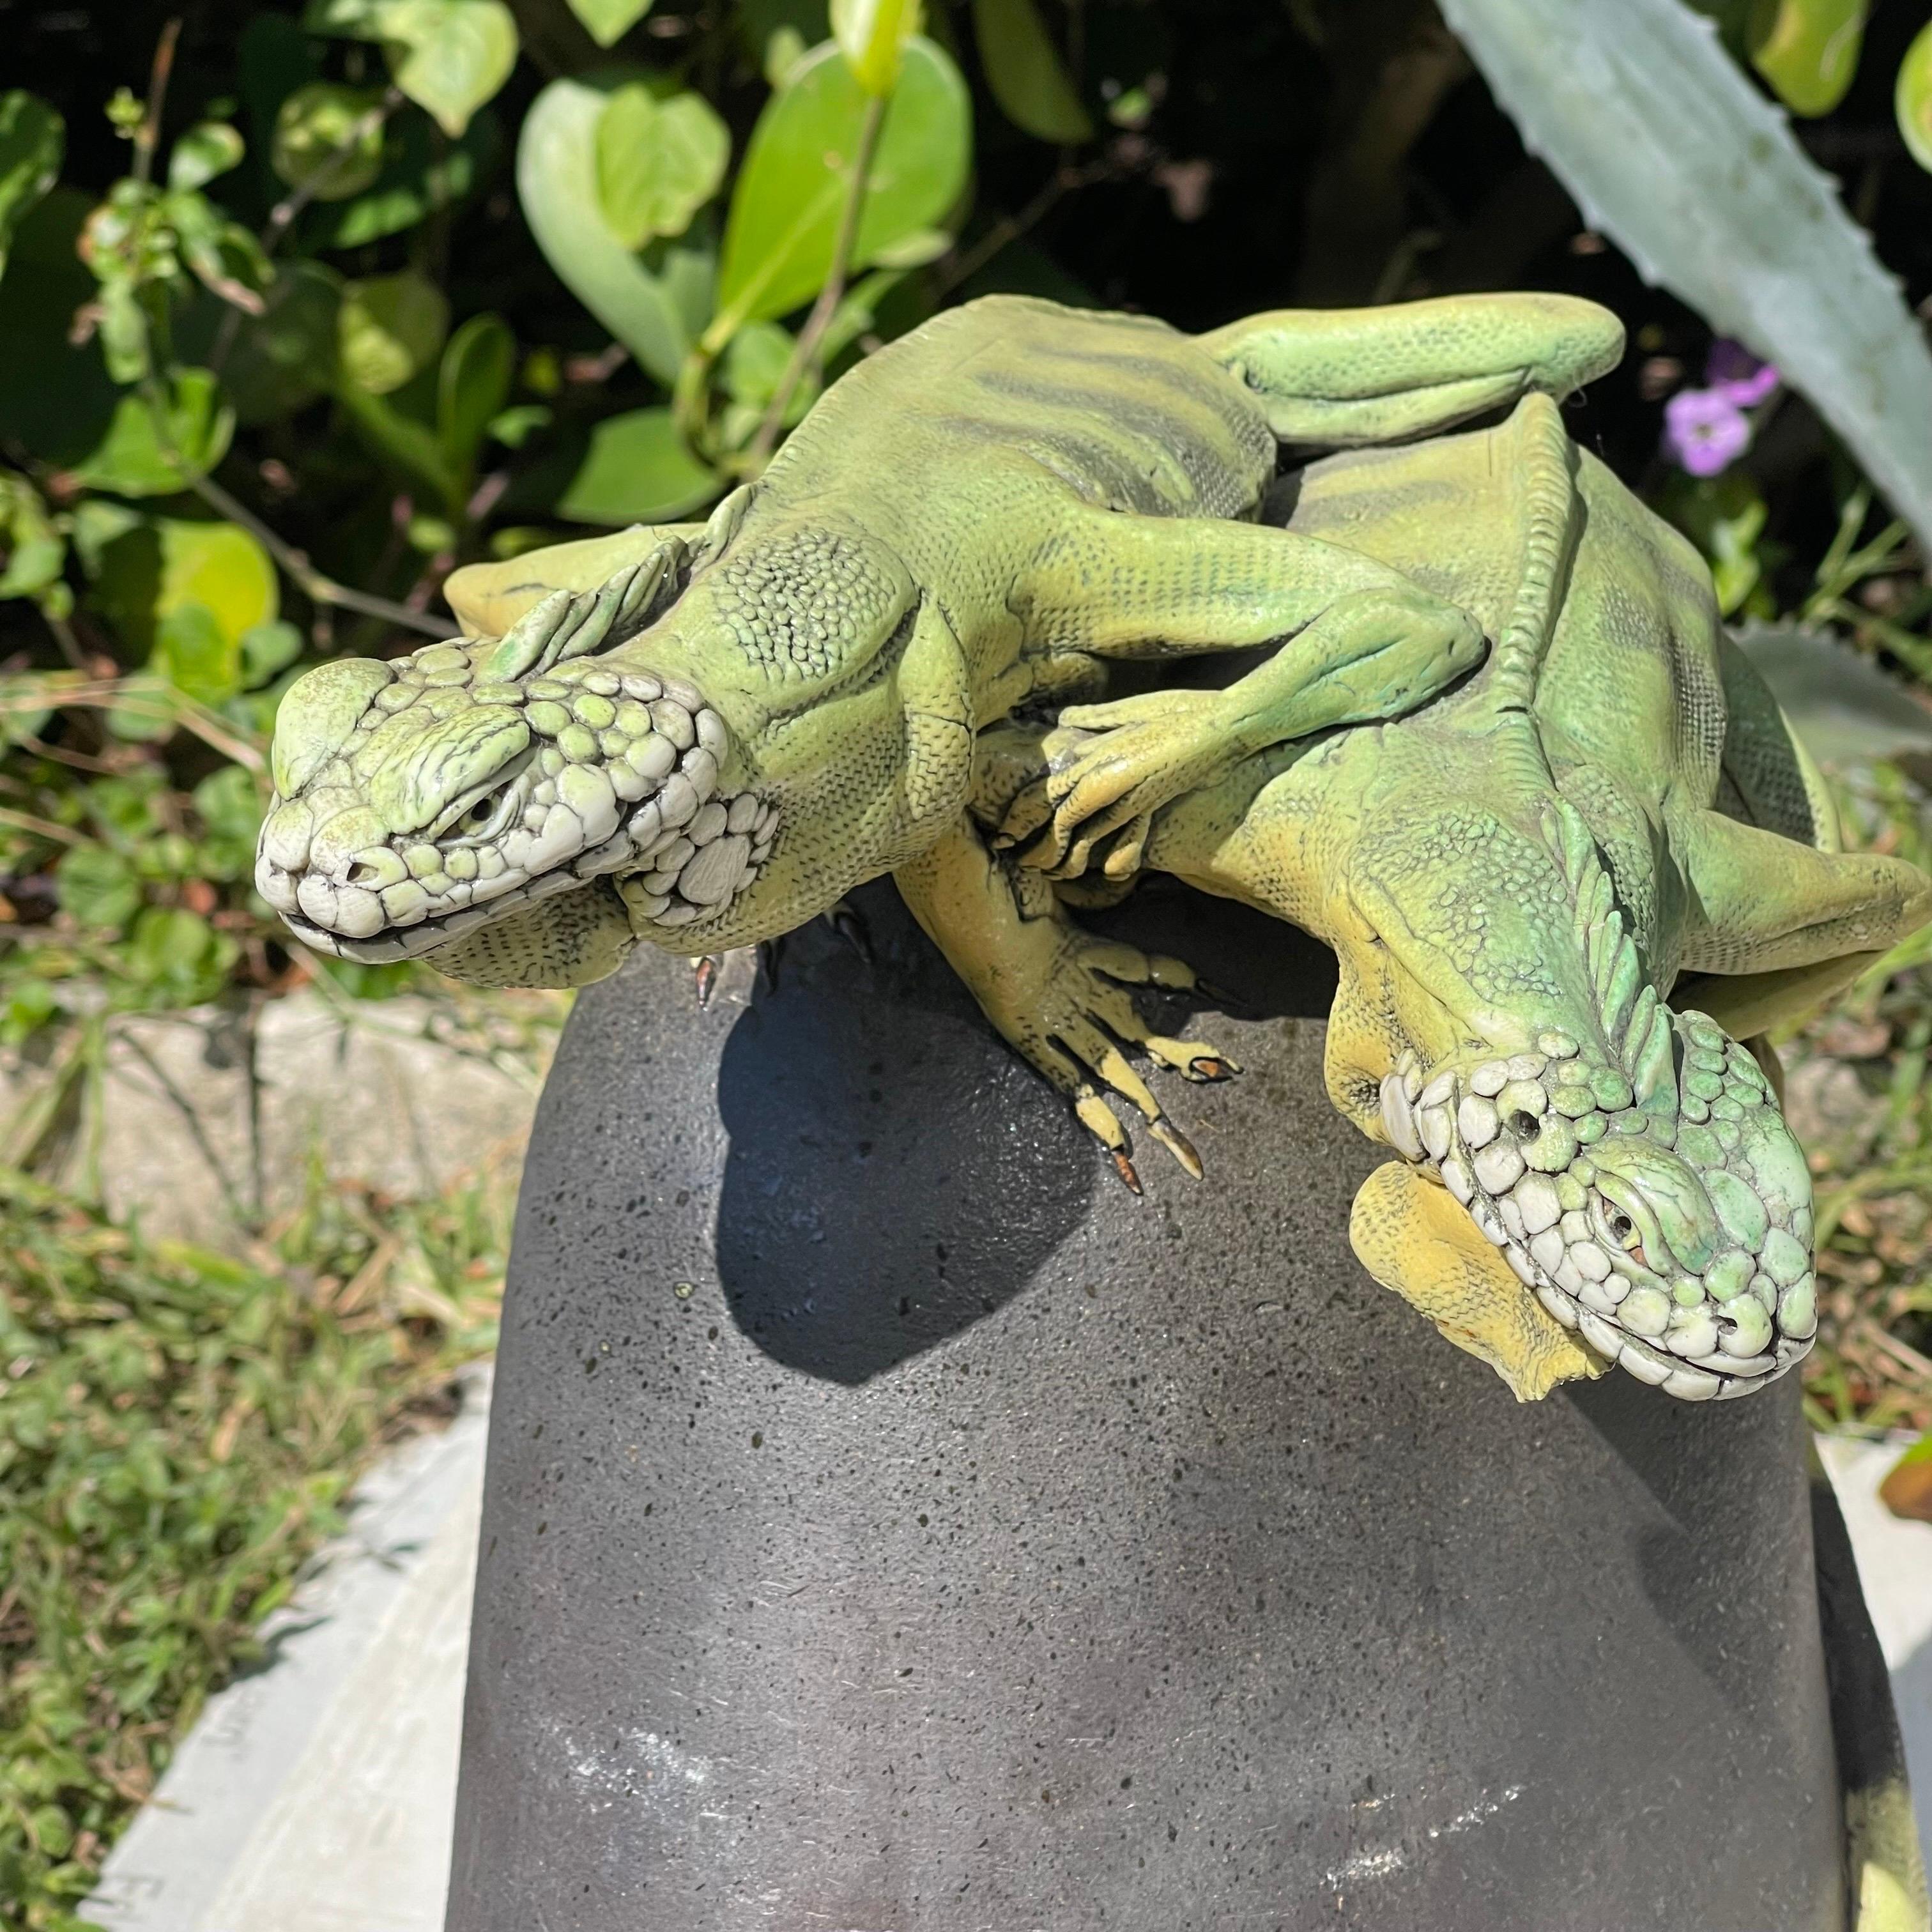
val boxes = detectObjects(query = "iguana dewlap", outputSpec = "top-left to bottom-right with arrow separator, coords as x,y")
257,290 -> 1621,1163
1008,400 -> 1932,1402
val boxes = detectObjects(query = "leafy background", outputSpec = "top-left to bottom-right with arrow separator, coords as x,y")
5,0 -> 1932,1921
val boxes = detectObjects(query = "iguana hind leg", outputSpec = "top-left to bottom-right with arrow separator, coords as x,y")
1675,808 -> 1932,977
1197,291 -> 1623,446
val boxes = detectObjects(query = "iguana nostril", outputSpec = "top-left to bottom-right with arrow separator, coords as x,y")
1509,1110 -> 1540,1138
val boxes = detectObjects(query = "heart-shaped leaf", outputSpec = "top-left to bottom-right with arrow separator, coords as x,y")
338,268 -> 450,393
305,0 -> 518,137
972,0 -> 1092,142
304,111 -> 496,249
556,407 -> 719,524
714,36 -> 969,336
517,77 -> 691,383
385,0 -> 518,136
272,82 -> 387,200
568,0 -> 655,47
0,92 -> 63,281
595,84 -> 730,247
153,602 -> 243,707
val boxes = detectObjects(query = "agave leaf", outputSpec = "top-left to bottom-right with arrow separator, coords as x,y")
1439,0 -> 1932,553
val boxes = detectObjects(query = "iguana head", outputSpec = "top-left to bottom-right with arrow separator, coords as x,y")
1360,798 -> 1815,1400
1379,1018 -> 1814,1399
255,544 -> 780,974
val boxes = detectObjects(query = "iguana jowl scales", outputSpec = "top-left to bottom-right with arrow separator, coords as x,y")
257,293 -> 1930,1405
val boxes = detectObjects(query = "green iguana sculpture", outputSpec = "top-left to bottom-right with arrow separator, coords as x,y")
991,395 -> 1932,1404
257,290 -> 1620,1173
256,291 -> 1930,1408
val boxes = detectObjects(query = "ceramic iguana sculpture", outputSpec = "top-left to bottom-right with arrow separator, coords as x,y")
992,395 -> 1932,1404
257,290 -> 1622,1176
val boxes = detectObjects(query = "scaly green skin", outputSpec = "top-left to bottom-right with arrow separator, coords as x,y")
257,291 -> 1622,1154
1009,403 -> 1932,1401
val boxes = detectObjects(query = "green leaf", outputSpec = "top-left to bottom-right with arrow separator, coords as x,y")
167,121 -> 245,192
337,269 -> 449,394
1658,470 -> 1765,615
1898,19 -> 1932,174
714,38 -> 970,336
305,0 -> 518,137
125,905 -> 236,999
831,0 -> 924,94
0,92 -> 63,282
103,668 -> 179,742
437,311 -> 515,475
594,84 -> 730,248
556,407 -> 719,524
567,0 -> 654,47
1734,624 -> 1932,768
152,601 -> 241,706
155,519 -> 279,652
386,0 -> 519,137
0,475 -> 65,602
304,111 -> 496,249
1747,0 -> 1864,118
56,843 -> 141,930
972,0 -> 1092,142
66,371 -> 235,498
240,619 -> 303,690
486,402 -> 551,447
272,82 -> 387,201
516,77 -> 691,384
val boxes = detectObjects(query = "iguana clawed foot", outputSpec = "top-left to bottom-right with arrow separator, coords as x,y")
1002,689 -> 1226,882
986,924 -> 1237,1190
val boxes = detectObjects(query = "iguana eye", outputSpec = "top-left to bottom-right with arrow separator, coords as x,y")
448,782 -> 520,845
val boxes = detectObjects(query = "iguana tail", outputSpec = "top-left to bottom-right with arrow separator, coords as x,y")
1197,291 -> 1622,446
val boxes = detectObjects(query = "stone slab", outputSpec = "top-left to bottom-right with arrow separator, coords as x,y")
85,1368 -> 491,1932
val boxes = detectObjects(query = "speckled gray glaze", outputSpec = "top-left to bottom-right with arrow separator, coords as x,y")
447,882 -> 1856,1932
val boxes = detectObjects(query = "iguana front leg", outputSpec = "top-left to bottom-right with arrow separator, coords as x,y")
893,814 -> 1234,1183
1000,504 -> 1483,877
1006,588 -> 1476,878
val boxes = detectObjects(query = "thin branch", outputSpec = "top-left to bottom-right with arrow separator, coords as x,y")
187,470 -> 451,637
928,158 -> 1110,305
132,19 -> 183,189
0,804 -> 84,845
212,88 -> 406,375
747,92 -> 889,466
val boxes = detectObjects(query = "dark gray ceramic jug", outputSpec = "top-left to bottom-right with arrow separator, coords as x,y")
446,880 -> 1910,1932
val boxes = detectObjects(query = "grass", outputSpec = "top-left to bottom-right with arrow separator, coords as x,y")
1791,763 -> 1932,1438
0,1157 -> 509,1931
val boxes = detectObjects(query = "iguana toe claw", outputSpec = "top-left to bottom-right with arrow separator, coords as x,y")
1147,1116 -> 1204,1179
694,955 -> 721,1007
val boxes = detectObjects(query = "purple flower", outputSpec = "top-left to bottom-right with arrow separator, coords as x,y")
1705,337 -> 1779,408
1663,388 -> 1750,476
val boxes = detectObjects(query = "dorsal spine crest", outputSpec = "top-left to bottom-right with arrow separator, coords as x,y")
1541,797 -> 1676,1108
